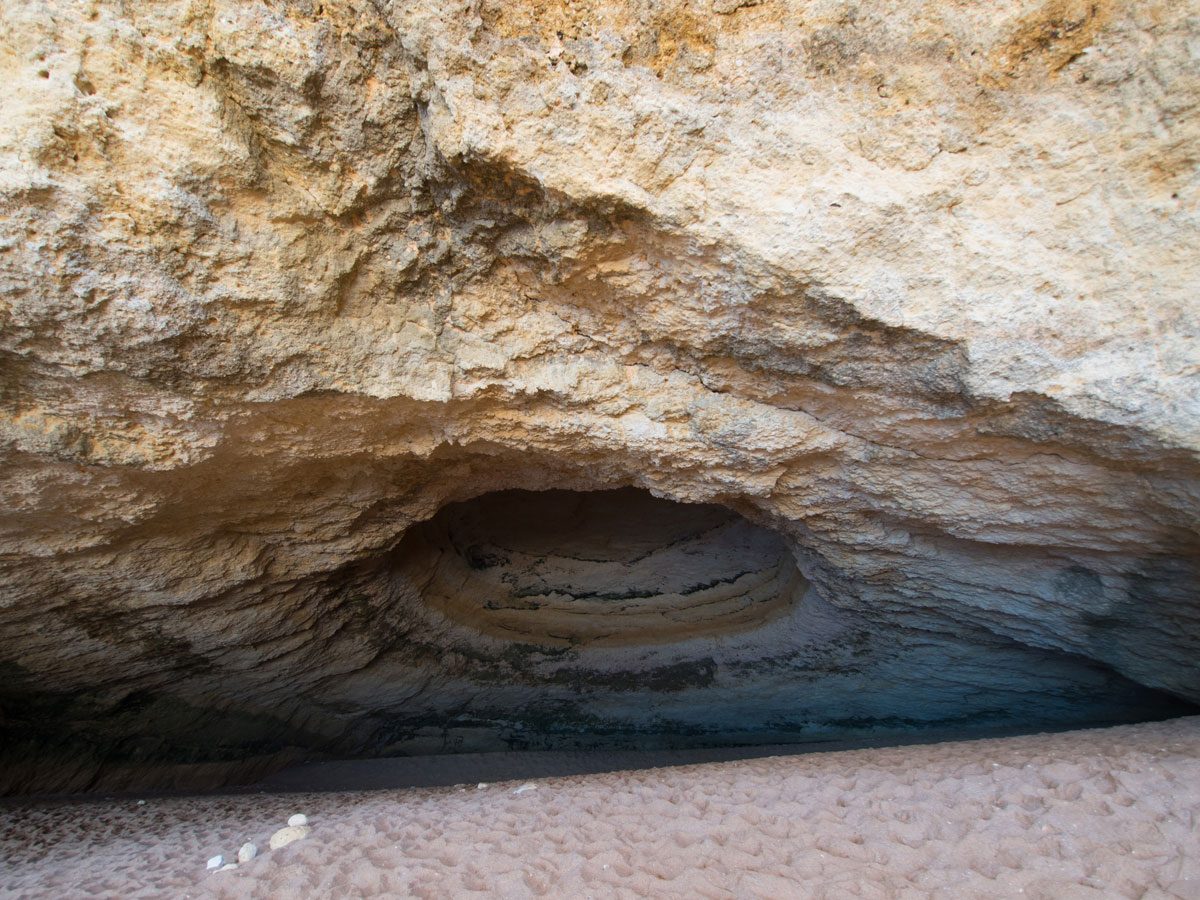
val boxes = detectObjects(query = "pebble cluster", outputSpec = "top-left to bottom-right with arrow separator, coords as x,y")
205,814 -> 310,875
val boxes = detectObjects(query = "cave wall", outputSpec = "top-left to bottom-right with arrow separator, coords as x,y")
0,0 -> 1198,792
297,488 -> 1189,759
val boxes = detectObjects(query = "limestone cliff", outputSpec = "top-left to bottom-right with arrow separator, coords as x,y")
0,0 -> 1198,792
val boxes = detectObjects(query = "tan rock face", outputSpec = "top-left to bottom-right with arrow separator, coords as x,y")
0,0 -> 1198,792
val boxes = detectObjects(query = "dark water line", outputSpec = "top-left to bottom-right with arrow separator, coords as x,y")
180,714 -> 1200,795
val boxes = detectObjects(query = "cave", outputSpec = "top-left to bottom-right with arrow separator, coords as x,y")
357,488 -> 1195,755
5,6 -> 1200,898
5,0 -> 1200,800
2,486 -> 1194,796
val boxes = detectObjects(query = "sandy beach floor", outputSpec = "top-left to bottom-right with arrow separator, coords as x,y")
2,717 -> 1198,900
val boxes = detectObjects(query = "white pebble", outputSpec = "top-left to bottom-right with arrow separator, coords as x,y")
476,783 -> 488,789
269,825 -> 311,850
513,783 -> 537,794
287,813 -> 308,827
216,864 -> 238,873
206,855 -> 224,870
237,842 -> 258,863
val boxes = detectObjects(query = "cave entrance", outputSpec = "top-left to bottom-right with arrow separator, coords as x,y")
306,487 -> 1196,786
4,487 -> 1196,796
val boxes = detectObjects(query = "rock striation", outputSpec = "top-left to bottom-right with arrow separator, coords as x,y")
405,488 -> 807,648
0,0 -> 1198,792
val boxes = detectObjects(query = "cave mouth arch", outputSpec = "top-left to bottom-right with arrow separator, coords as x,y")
2,486 -> 1197,796
330,486 -> 1197,772
395,487 -> 809,649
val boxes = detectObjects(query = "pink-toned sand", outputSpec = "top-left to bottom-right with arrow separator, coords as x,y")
2,718 -> 1199,900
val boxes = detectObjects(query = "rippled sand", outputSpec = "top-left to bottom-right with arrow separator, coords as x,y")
3,717 -> 1198,899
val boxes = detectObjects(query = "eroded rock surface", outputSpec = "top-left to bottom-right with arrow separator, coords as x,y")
0,0 -> 1198,792
406,488 -> 805,647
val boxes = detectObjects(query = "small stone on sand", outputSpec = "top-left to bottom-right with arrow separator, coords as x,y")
287,813 -> 308,827
269,825 -> 311,850
237,842 -> 258,863
205,855 -> 223,870
513,783 -> 537,794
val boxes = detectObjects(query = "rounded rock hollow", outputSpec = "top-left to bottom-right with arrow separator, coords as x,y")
401,488 -> 808,648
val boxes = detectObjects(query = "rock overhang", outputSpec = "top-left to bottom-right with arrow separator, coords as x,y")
0,0 -> 1198,793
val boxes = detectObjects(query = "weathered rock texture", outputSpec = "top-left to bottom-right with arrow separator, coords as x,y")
0,0 -> 1198,792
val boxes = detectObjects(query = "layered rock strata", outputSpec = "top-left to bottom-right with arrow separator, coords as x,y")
0,0 -> 1198,792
